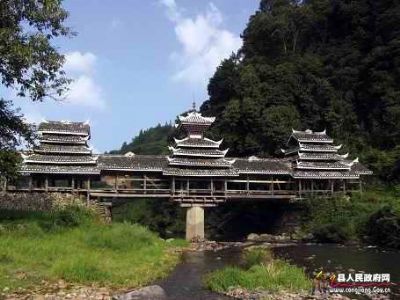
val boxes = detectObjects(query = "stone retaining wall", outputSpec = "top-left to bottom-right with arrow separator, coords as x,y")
0,192 -> 86,211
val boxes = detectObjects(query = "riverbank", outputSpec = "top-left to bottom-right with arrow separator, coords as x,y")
0,206 -> 186,299
300,188 -> 400,249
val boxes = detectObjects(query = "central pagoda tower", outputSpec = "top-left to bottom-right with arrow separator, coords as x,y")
166,103 -> 235,176
165,104 -> 236,241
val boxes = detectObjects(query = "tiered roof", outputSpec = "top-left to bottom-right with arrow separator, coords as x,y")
165,106 -> 237,177
283,129 -> 371,179
21,120 -> 99,175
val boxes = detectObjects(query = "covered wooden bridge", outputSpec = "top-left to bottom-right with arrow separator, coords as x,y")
3,108 -> 372,240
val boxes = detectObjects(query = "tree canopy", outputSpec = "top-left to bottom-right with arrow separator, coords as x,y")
201,0 -> 400,182
0,0 -> 71,178
110,123 -> 175,155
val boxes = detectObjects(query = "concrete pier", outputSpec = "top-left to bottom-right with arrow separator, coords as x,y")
186,205 -> 204,241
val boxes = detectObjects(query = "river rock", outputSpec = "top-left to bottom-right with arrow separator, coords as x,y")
247,233 -> 260,241
113,285 -> 166,300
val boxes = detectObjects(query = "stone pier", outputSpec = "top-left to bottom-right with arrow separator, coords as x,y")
186,205 -> 204,241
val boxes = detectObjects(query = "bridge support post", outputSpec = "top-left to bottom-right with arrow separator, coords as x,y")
186,205 -> 204,241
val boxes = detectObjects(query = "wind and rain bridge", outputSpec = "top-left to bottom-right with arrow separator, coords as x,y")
3,108 -> 372,240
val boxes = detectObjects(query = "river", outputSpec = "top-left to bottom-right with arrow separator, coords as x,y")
158,243 -> 400,299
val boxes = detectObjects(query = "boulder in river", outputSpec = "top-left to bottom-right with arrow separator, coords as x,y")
113,285 -> 166,300
247,233 -> 260,241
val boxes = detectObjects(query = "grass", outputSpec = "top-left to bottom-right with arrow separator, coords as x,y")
0,206 -> 187,293
204,248 -> 311,294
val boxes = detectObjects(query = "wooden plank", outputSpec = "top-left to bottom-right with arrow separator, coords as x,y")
227,179 -> 290,184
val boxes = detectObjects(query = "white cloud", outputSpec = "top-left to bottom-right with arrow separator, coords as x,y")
62,51 -> 105,109
160,1 -> 241,87
64,75 -> 106,109
64,51 -> 97,74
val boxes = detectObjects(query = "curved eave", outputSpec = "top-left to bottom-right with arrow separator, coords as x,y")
296,138 -> 334,143
293,175 -> 359,179
24,161 -> 97,165
20,170 -> 100,175
38,130 -> 89,136
34,150 -> 92,155
238,170 -> 291,175
40,140 -> 87,145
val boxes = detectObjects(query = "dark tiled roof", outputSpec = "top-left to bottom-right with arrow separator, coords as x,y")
34,145 -> 92,154
98,155 -> 167,171
178,112 -> 215,124
168,157 -> 234,168
293,170 -> 358,179
233,158 -> 292,175
20,164 -> 100,175
296,161 -> 351,170
163,168 -> 238,177
170,147 -> 227,157
298,152 -> 346,160
299,143 -> 341,152
40,134 -> 88,144
24,154 -> 97,164
38,121 -> 90,135
351,162 -> 373,175
175,137 -> 221,148
291,130 -> 333,143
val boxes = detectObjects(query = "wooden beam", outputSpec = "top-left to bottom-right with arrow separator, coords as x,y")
299,180 -> 302,197
271,176 -> 274,195
210,178 -> 214,196
311,180 -> 314,195
86,178 -> 91,205
45,176 -> 49,192
2,177 -> 7,192
172,176 -> 175,194
227,179 -> 290,183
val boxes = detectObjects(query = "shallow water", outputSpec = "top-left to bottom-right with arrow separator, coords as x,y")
158,248 -> 241,300
158,244 -> 400,299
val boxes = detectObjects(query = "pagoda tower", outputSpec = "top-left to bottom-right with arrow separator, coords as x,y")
21,120 -> 98,189
165,104 -> 236,177
282,129 -> 369,193
165,104 -> 236,241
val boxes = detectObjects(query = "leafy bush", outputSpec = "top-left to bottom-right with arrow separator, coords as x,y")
312,224 -> 349,243
38,206 -> 94,231
364,206 -> 400,249
242,247 -> 273,269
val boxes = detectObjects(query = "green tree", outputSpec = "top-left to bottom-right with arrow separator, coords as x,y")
202,0 -> 400,182
0,0 -> 71,178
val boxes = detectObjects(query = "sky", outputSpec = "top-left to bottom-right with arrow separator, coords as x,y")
13,0 -> 259,153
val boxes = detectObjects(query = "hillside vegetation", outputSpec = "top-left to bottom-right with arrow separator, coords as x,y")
109,123 -> 174,155
200,0 -> 400,183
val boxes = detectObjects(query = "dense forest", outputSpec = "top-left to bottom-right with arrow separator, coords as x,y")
200,0 -> 400,183
109,123 -> 174,155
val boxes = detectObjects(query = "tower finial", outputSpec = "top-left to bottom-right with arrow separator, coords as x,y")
192,101 -> 196,112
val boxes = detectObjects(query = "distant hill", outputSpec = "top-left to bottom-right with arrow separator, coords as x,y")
109,123 -> 175,155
